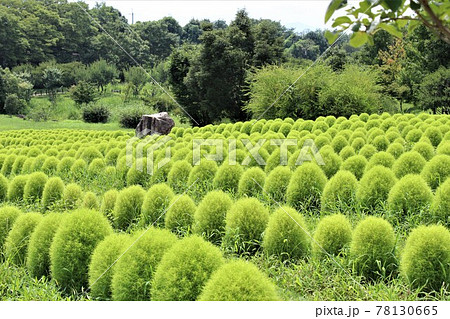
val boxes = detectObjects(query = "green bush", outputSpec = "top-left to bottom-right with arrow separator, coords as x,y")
111,228 -> 177,300
263,206 -> 309,261
63,183 -> 83,210
356,166 -> 397,209
0,206 -> 21,255
151,235 -> 224,300
83,192 -> 99,210
7,175 -> 29,202
358,144 -> 377,160
164,194 -> 196,235
23,172 -> 48,203
187,160 -> 218,188
313,214 -> 352,257
365,151 -> 395,171
41,177 -> 65,209
88,233 -> 130,300
140,183 -> 174,228
412,142 -> 435,161
286,163 -> 327,210
423,126 -> 443,148
430,178 -> 450,224
113,185 -> 145,231
50,209 -> 112,292
223,197 -> 269,254
341,155 -> 367,180
392,151 -> 426,178
386,142 -> 404,159
1,154 -> 17,176
401,225 -> 450,292
388,175 -> 433,216
26,213 -> 65,278
321,170 -> 357,211
56,157 -> 76,176
213,162 -> 243,193
4,212 -> 43,265
263,166 -> 292,203
320,148 -> 342,179
100,189 -> 118,221
198,260 -> 279,301
193,191 -> 233,244
42,156 -> 59,175
167,160 -> 191,192
421,154 -> 450,190
82,104 -> 111,123
350,217 -> 396,279
119,106 -> 151,128
437,140 -> 450,156
80,147 -> 103,164
11,155 -> 27,175
405,128 -> 422,143
0,173 -> 8,202
238,166 -> 266,198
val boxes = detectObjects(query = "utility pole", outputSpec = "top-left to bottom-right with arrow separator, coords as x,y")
131,9 -> 134,25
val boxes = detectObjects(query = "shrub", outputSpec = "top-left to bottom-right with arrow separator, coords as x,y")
42,156 -> 59,175
421,154 -> 450,190
23,172 -> 48,203
263,166 -> 292,203
356,166 -> 397,209
365,152 -> 395,171
63,183 -> 83,210
198,260 -> 279,301
41,177 -> 65,209
331,135 -> 348,153
350,217 -> 397,279
167,160 -> 191,192
151,235 -> 224,300
423,126 -> 442,147
56,157 -> 76,176
372,135 -> 389,151
119,106 -> 149,128
50,209 -> 112,292
193,191 -> 233,244
339,145 -> 355,160
88,233 -> 130,300
26,213 -> 65,278
286,163 -> 327,210
165,194 -> 196,235
140,183 -> 174,228
0,206 -> 21,254
83,192 -> 99,210
213,162 -> 243,193
392,151 -> 426,178
321,170 -> 357,211
187,160 -> 218,187
320,148 -> 342,179
0,173 -> 8,202
113,185 -> 145,231
238,166 -> 266,198
388,175 -> 433,216
80,147 -> 103,164
358,144 -> 377,160
341,155 -> 367,180
7,175 -> 28,202
4,94 -> 26,115
412,142 -> 434,161
313,214 -> 352,257
4,212 -> 43,265
437,140 -> 450,156
223,198 -> 269,254
11,155 -> 27,175
111,228 -> 177,300
431,179 -> 450,224
100,189 -> 118,221
82,104 -> 110,123
263,206 -> 309,261
1,154 -> 17,176
401,225 -> 450,292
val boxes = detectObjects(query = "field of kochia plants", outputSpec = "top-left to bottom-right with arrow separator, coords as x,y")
0,112 -> 449,301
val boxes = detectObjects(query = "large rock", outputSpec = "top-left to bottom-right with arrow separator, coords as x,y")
135,112 -> 175,138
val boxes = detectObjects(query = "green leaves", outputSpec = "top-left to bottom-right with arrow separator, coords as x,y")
379,23 -> 403,38
324,30 -> 340,44
325,0 -> 347,23
382,0 -> 403,12
332,16 -> 352,27
349,31 -> 369,47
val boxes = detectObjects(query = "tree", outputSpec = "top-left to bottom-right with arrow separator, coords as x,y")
0,9 -> 27,68
70,81 -> 97,106
42,67 -> 62,104
4,94 -> 26,116
325,0 -> 450,47
0,67 -> 32,112
415,67 -> 450,114
88,60 -> 118,92
124,67 -> 148,97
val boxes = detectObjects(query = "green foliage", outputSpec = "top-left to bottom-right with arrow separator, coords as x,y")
4,213 -> 43,266
111,228 -> 177,301
0,173 -> 8,202
113,185 -> 145,231
431,179 -> 450,224
88,59 -> 118,91
69,81 -> 97,106
401,225 -> 450,292
356,166 -> 397,209
313,214 -> 352,257
416,67 -> 450,114
238,166 -> 266,198
26,213 -> 65,278
7,175 -> 28,202
165,194 -> 196,235
82,104 -> 110,124
23,172 -> 48,203
350,217 -> 397,279
412,142 -> 435,161
0,206 -> 21,255
118,105 -> 153,129
198,260 -> 279,301
263,207 -> 309,261
263,166 -> 292,203
63,183 -> 83,210
392,151 -> 426,178
100,189 -> 118,221
321,170 -> 357,211
140,183 -> 175,228
421,154 -> 450,190
213,162 -> 243,193
41,177 -> 64,209
366,151 -> 395,171
341,155 -> 367,180
167,160 -> 191,192
4,94 -> 26,115
50,209 -> 112,293
151,235 -> 224,300
82,192 -> 98,210
388,175 -> 433,216
187,160 -> 218,189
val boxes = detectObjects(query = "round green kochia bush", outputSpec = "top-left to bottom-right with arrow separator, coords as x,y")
193,191 -> 233,244
401,225 -> 450,292
431,178 -> 450,223
313,214 -> 352,257
238,166 -> 266,198
341,155 -> 368,180
359,144 -> 377,160
198,260 -> 279,301
42,156 -> 59,175
350,217 -> 397,279
223,197 -> 269,254
386,142 -> 405,159
356,166 -> 397,209
56,157 -> 76,176
263,166 -> 292,203
392,151 -> 426,178
412,142 -> 435,161
41,177 -> 65,209
113,185 -> 145,231
437,140 -> 450,156
0,173 -> 8,202
0,206 -> 21,255
320,148 -> 342,179
365,151 -> 395,171
140,184 -> 175,228
111,228 -> 177,301
213,162 -> 243,193
424,126 -> 442,147
286,163 -> 327,210
388,175 -> 433,215
167,160 -> 192,192
165,194 -> 196,235
421,154 -> 450,190
405,128 -> 422,143
187,160 -> 218,185
262,207 -> 309,261
23,172 -> 48,203
50,209 -> 112,292
100,189 -> 118,221
83,192 -> 99,210
63,183 -> 83,210
26,213 -> 65,278
88,233 -> 131,300
7,175 -> 29,202
4,212 -> 43,265
70,159 -> 88,178
1,154 -> 17,176
151,235 -> 224,301
321,170 -> 357,211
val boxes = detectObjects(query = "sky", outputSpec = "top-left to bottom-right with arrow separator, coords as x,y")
79,0 -> 342,32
